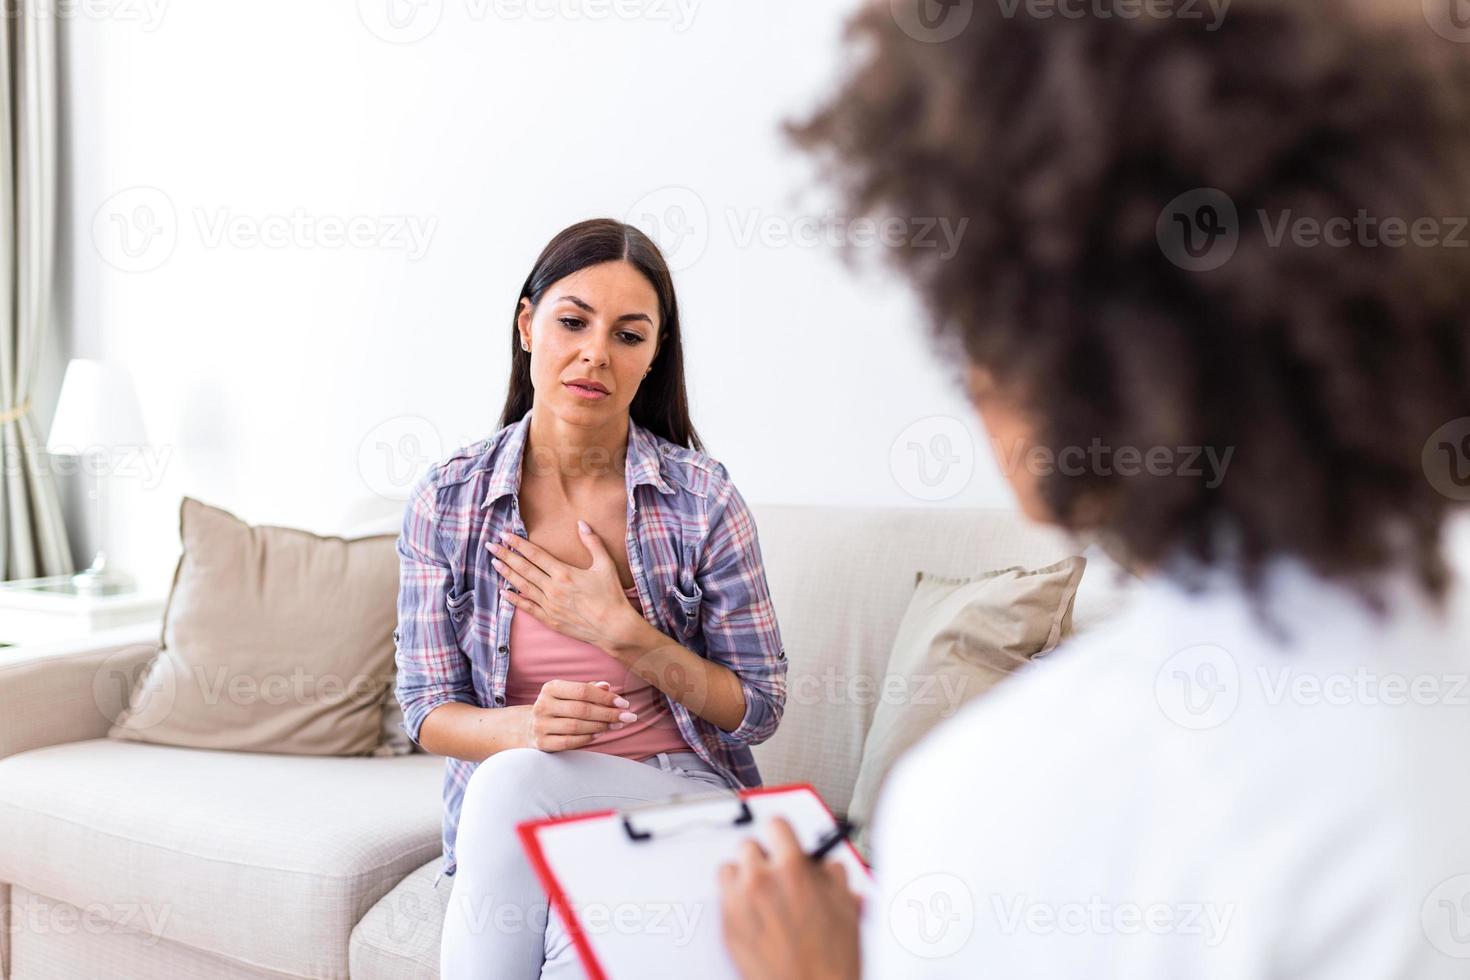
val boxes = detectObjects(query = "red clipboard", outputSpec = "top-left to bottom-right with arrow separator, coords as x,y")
517,782 -> 870,980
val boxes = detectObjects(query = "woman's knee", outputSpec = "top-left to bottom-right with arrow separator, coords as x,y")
459,748 -> 562,831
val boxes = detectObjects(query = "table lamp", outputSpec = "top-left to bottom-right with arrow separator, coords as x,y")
44,358 -> 149,594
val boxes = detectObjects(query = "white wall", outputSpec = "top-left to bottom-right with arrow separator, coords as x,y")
54,0 -> 1017,592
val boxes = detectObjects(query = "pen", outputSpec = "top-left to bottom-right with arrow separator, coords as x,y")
807,819 -> 856,862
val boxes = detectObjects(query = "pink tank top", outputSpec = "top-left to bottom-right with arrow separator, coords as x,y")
503,584 -> 691,760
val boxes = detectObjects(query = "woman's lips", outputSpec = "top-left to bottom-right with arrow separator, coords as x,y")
564,382 -> 610,401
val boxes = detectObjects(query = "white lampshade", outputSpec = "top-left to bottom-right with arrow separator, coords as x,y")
46,359 -> 149,455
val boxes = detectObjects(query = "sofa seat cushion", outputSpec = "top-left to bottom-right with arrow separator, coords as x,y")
0,738 -> 444,979
348,858 -> 447,980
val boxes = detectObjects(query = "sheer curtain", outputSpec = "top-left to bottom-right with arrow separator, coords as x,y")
0,0 -> 72,581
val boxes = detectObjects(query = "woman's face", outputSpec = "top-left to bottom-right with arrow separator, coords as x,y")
517,260 -> 662,426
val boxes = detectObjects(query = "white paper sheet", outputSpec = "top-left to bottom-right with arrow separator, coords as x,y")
522,785 -> 874,979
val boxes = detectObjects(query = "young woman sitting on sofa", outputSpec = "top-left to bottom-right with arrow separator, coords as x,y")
392,218 -> 788,979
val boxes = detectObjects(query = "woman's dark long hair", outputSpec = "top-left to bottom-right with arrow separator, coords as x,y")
498,219 -> 704,452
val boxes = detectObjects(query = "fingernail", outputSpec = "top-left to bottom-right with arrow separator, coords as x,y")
613,696 -> 631,709
577,519 -> 590,533
619,711 -> 638,723
594,681 -> 611,688
609,722 -> 625,731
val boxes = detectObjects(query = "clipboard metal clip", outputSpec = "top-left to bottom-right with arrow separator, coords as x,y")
620,790 -> 753,843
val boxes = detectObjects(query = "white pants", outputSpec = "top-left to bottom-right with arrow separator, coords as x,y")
438,747 -> 731,979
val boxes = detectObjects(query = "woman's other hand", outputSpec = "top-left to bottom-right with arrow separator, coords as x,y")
525,679 -> 638,752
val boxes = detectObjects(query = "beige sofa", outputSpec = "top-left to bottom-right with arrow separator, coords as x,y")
0,504 -> 1132,979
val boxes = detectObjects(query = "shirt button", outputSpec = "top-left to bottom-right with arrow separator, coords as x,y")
498,645 -> 508,653
493,694 -> 506,706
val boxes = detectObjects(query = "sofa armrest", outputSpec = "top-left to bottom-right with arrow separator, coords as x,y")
0,623 -> 162,762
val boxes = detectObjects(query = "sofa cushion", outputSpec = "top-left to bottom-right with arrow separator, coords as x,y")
7,885 -> 294,980
747,504 -> 1124,816
846,558 -> 1086,855
0,738 -> 443,978
108,496 -> 399,756
348,858 -> 447,980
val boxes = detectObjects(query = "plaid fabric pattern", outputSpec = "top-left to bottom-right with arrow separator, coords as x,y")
394,409 -> 787,878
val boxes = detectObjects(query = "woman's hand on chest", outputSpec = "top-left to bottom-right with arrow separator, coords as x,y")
488,520 -> 650,655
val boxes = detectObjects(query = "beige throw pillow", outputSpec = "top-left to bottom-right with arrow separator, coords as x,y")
374,689 -> 418,757
848,557 -> 1086,856
109,497 -> 400,756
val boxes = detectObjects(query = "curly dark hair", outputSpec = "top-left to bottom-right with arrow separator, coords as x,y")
789,0 -> 1470,605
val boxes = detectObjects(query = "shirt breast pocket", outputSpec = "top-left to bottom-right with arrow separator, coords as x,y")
445,584 -> 478,651
667,577 -> 704,641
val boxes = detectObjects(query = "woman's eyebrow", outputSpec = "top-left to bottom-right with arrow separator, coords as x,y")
554,295 -> 652,325
557,294 -> 596,313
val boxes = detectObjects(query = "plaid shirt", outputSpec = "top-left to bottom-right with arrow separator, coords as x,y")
394,408 -> 787,879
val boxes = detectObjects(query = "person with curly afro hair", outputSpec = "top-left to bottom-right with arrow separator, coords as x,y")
718,1 -> 1470,977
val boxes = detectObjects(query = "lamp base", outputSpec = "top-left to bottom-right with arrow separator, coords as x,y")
71,552 -> 133,596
